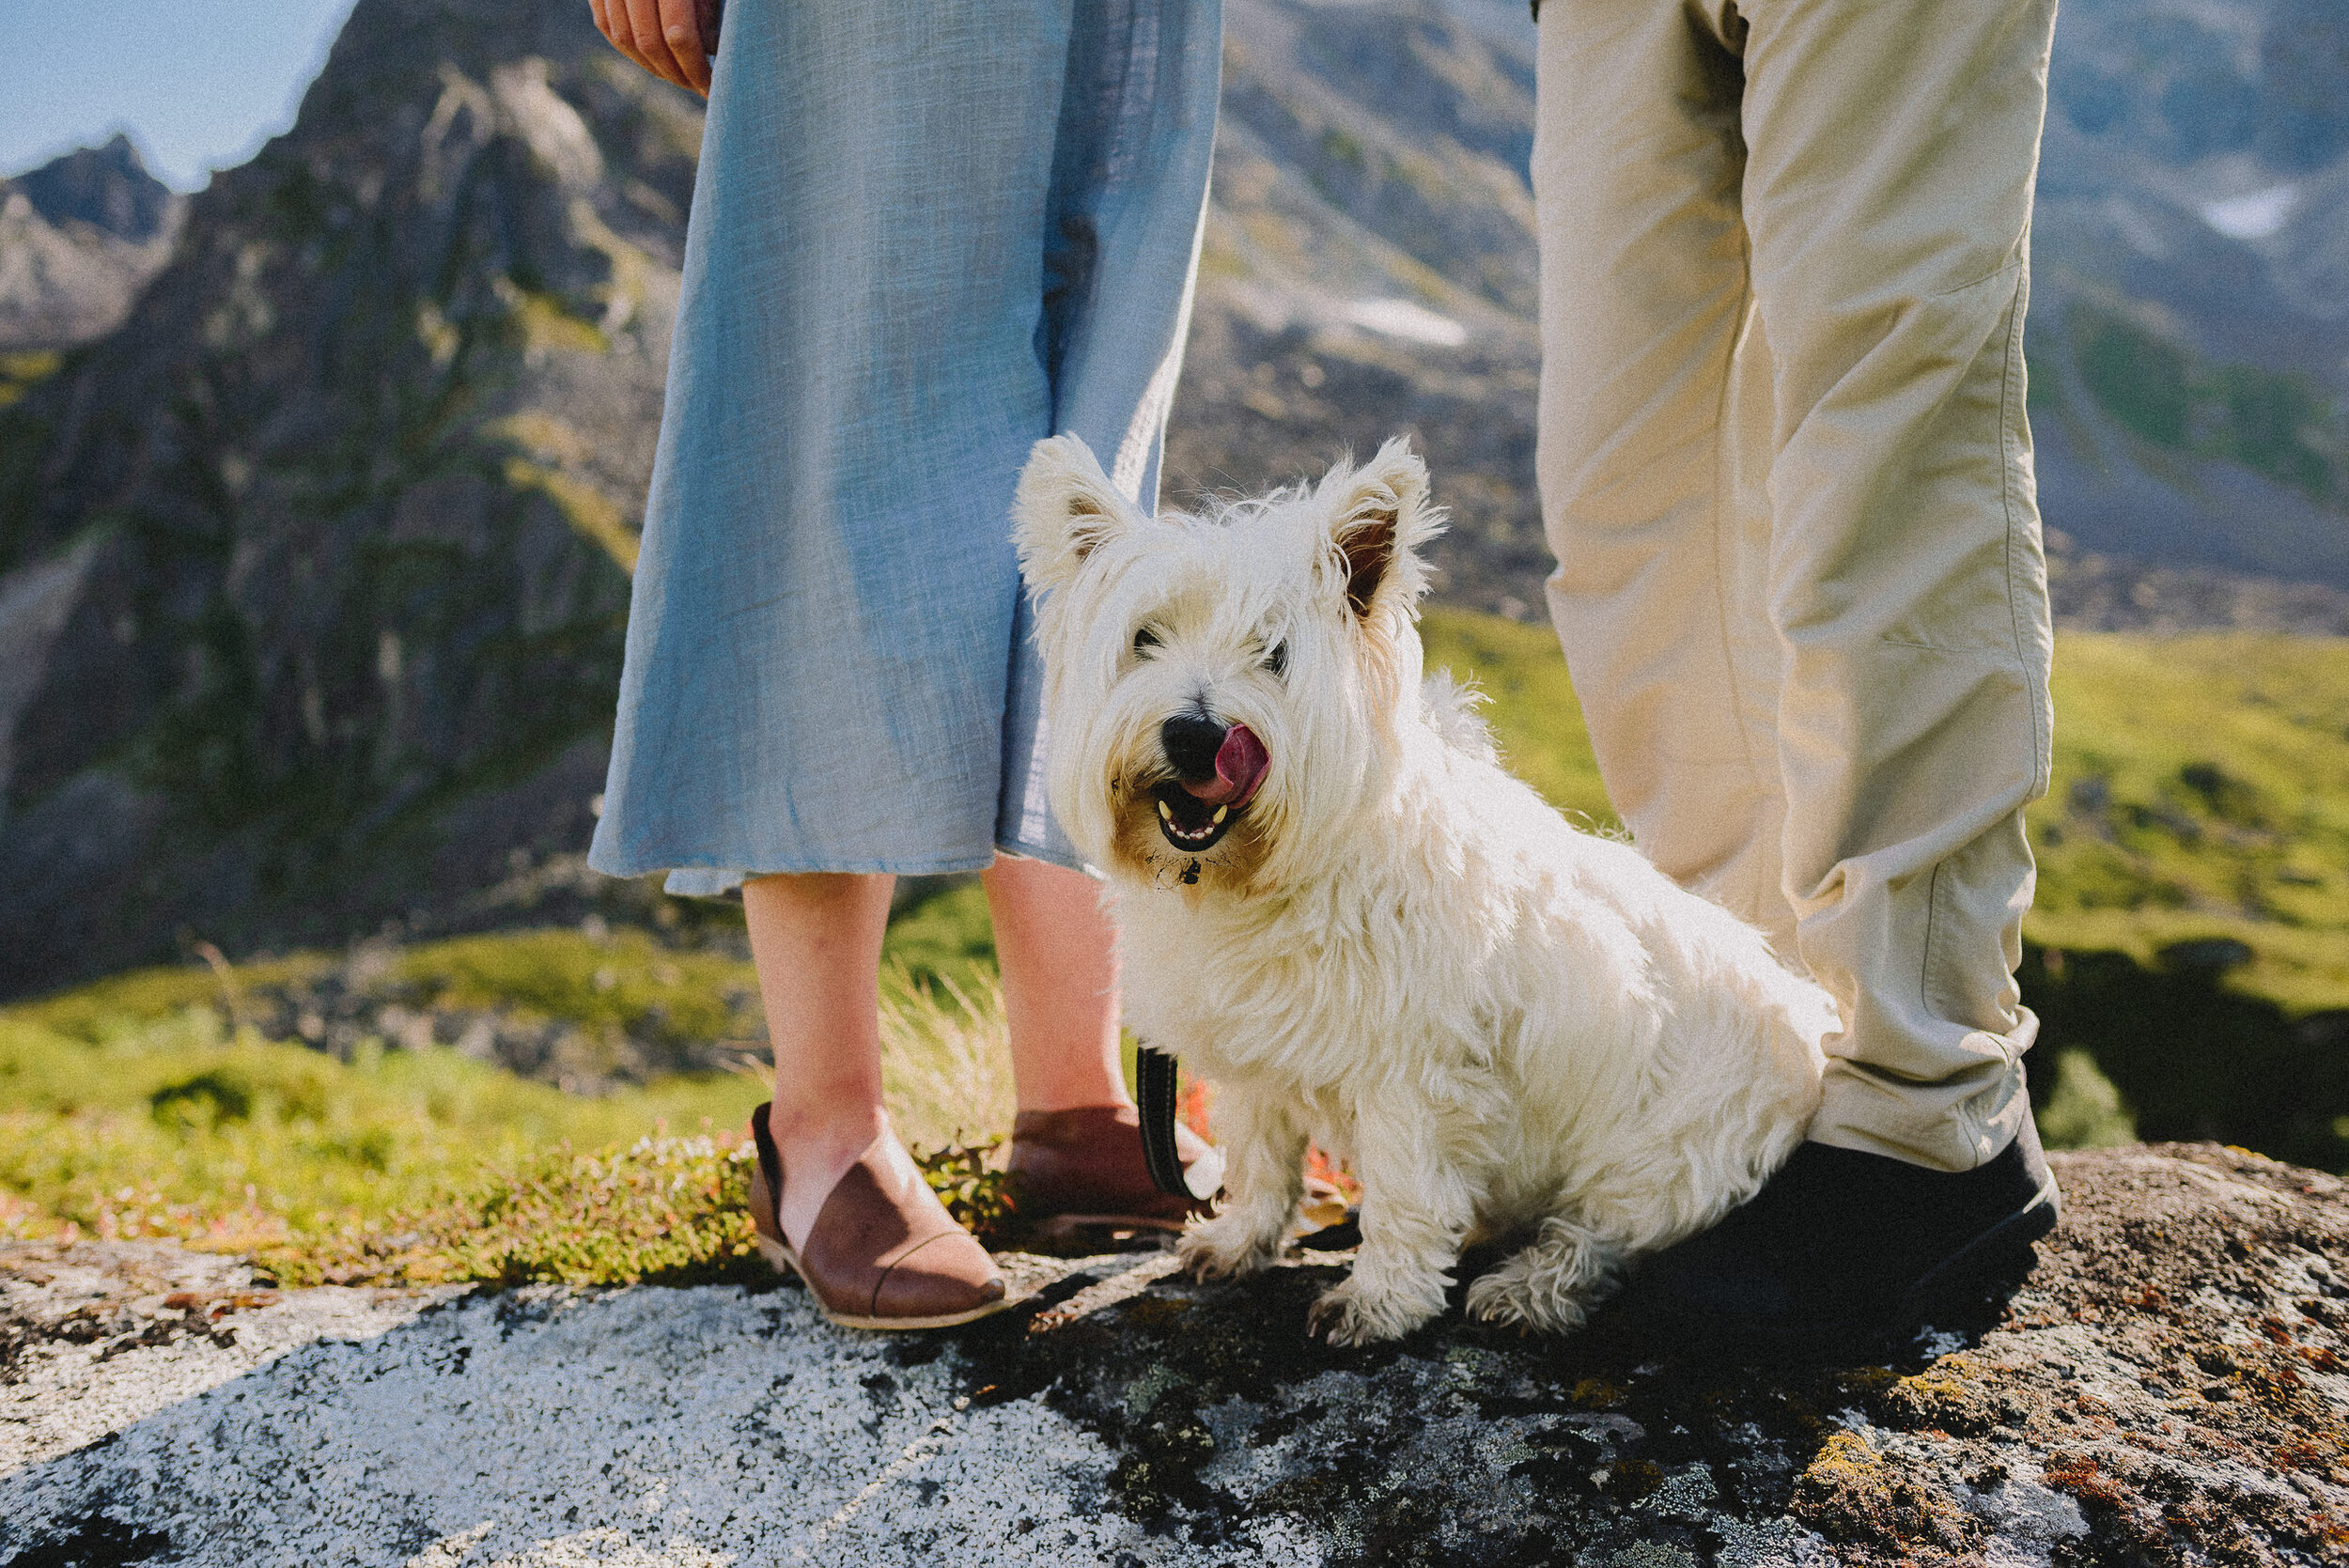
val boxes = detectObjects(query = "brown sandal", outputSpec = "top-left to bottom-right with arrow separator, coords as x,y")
1006,1104 -> 1222,1234
1009,1105 -> 1352,1238
747,1103 -> 1008,1330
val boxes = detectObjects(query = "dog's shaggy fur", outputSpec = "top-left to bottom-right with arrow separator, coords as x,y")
1014,436 -> 1835,1345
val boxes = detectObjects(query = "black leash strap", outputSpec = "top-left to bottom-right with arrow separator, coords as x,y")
1136,1045 -> 1190,1198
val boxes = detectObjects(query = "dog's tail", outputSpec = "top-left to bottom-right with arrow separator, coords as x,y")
1422,671 -> 1500,765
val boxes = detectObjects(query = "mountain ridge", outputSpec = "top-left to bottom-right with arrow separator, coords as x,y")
0,0 -> 699,993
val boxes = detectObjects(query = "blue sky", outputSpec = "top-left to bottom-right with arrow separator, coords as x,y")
0,0 -> 362,190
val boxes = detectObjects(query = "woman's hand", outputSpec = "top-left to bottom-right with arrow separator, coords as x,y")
589,0 -> 712,98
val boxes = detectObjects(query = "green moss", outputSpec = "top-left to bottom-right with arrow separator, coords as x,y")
2072,306 -> 2194,447
2207,363 -> 2338,505
1319,125 -> 1366,169
505,457 -> 638,574
0,349 -> 61,411
506,287 -> 612,357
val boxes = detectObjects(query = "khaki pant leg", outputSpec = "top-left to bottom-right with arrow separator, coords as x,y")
1739,0 -> 2059,1172
1532,2 -> 1790,945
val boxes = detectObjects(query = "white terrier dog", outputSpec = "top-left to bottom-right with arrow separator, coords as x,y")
1013,435 -> 1835,1346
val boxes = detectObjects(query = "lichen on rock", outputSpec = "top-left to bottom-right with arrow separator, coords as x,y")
3,1144 -> 2348,1565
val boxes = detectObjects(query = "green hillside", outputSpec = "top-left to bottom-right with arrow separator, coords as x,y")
2046,303 -> 2346,514
1418,609 -> 2349,1169
3,608 -> 2346,1282
2030,634 -> 2349,1010
0,906 -> 1026,1285
1423,611 -> 2349,1016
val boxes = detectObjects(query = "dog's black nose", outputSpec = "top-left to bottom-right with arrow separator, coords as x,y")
1160,713 -> 1227,783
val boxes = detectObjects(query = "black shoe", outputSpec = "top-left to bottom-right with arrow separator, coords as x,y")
1626,1114 -> 2060,1354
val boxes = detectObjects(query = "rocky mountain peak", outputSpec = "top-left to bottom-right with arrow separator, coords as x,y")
12,132 -> 176,243
0,134 -> 185,355
0,0 -> 705,994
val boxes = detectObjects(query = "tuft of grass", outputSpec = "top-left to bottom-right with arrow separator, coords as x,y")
1420,609 -> 1620,833
2035,1048 -> 2139,1150
878,964 -> 1017,1154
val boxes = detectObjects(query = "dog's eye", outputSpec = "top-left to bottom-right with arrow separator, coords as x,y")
1132,626 -> 1160,657
1265,642 -> 1288,677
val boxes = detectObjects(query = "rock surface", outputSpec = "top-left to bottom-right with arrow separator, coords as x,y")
3,1143 -> 2346,1566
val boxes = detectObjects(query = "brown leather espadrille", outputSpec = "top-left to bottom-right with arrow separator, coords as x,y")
747,1103 -> 1008,1330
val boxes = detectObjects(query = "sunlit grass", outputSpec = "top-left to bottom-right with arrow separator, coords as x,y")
2030,634 -> 2349,1011
878,965 -> 1017,1154
0,942 -> 1022,1285
1420,613 -> 2349,1016
0,1002 -> 763,1274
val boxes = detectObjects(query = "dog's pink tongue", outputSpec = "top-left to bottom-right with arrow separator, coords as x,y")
1180,724 -> 1269,808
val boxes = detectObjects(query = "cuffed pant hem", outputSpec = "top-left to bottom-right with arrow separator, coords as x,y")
1809,1042 -> 2032,1173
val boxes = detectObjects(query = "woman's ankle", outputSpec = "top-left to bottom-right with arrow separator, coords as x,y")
764,1096 -> 887,1153
763,1099 -> 892,1251
1013,1086 -> 1136,1117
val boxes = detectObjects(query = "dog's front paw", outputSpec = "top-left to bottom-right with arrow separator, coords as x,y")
1306,1277 -> 1441,1347
1177,1215 -> 1283,1281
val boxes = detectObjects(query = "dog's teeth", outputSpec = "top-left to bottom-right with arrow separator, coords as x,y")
1211,805 -> 1228,825
1159,800 -> 1174,822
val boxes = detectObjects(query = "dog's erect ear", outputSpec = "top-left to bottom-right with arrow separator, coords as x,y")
1320,439 -> 1437,619
1014,434 -> 1145,594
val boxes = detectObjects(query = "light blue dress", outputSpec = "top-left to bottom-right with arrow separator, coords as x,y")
590,0 -> 1223,893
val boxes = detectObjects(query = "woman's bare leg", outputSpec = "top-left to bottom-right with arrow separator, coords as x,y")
743,871 -> 895,1251
983,854 -> 1129,1112
744,856 -> 1125,1250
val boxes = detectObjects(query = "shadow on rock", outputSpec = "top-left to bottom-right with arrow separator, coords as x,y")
949,1145 -> 2349,1567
